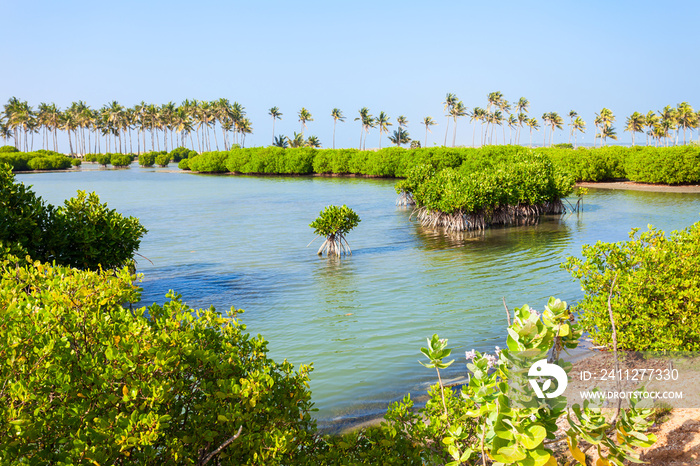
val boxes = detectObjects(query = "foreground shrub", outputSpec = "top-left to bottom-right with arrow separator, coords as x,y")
0,166 -> 146,270
386,298 -> 656,465
565,222 -> 700,351
0,257 -> 315,465
0,145 -> 19,153
177,158 -> 190,170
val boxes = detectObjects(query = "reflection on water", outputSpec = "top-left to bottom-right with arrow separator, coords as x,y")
17,167 -> 700,429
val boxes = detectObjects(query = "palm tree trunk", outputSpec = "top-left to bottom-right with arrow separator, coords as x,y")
426,126 -> 429,148
444,117 -> 450,146
333,120 -> 336,149
452,119 -> 457,147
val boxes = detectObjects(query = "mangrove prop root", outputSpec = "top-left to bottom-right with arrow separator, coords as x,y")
411,199 -> 565,232
317,233 -> 352,256
395,191 -> 416,206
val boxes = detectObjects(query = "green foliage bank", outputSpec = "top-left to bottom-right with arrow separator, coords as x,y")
183,145 -> 700,185
565,222 -> 700,351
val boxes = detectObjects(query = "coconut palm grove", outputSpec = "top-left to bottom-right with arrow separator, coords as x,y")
2,95 -> 699,153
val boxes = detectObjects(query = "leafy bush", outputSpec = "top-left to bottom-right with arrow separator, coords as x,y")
96,153 -> 111,166
0,145 -> 19,153
169,146 -> 197,162
0,166 -> 147,270
83,153 -> 98,162
564,222 -> 700,351
110,153 -> 134,167
155,152 -> 171,167
138,151 -> 156,167
309,205 -> 361,256
624,146 -> 700,184
397,151 -> 574,231
48,191 -> 148,270
0,165 -> 53,259
382,298 -> 656,465
177,158 -> 190,170
71,158 -> 81,167
0,256 -> 315,465
26,155 -> 72,170
187,151 -> 229,172
0,151 -> 73,171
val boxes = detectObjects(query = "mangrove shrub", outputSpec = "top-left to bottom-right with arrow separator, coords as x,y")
0,256 -> 315,465
565,222 -> 700,351
0,166 -> 147,270
309,205 -> 360,256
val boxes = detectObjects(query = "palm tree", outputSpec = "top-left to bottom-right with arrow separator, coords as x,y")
268,107 -> 282,145
658,106 -> 677,147
360,112 -> 375,150
442,93 -> 458,146
507,114 -> 518,144
541,113 -> 551,147
422,116 -> 437,147
388,127 -> 411,146
237,117 -> 253,147
514,97 -> 529,145
287,132 -> 305,148
273,135 -> 288,148
645,111 -> 659,147
298,108 -> 313,135
0,117 -> 12,145
624,112 -> 645,146
470,107 -> 484,147
354,107 -> 370,149
548,112 -> 563,147
449,101 -> 468,147
568,111 -> 578,144
485,91 -> 503,143
376,111 -> 392,149
306,135 -> 321,148
572,117 -> 586,148
498,99 -> 511,144
331,108 -> 345,149
676,102 -> 695,145
594,108 -> 615,147
526,118 -> 540,148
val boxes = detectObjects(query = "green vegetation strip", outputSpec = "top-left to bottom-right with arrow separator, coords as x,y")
182,144 -> 700,185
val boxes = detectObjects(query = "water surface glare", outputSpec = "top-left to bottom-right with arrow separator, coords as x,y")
19,164 -> 700,428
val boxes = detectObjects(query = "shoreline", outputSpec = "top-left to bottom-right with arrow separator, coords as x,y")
577,180 -> 700,193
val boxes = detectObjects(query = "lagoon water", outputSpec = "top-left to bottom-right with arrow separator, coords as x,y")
18,164 -> 700,429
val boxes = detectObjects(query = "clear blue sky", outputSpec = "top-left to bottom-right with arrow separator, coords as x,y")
3,0 -> 699,149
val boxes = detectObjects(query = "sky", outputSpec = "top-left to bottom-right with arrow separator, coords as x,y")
3,0 -> 700,150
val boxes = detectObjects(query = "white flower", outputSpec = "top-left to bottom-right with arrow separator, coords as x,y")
465,350 -> 477,361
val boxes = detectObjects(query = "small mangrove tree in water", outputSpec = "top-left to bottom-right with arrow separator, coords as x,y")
396,151 -> 574,232
309,205 -> 360,256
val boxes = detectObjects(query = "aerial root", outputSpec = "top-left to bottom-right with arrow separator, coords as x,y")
317,233 -> 352,256
412,200 -> 565,232
395,191 -> 416,206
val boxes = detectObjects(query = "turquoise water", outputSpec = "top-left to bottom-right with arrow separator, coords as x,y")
18,164 -> 700,428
